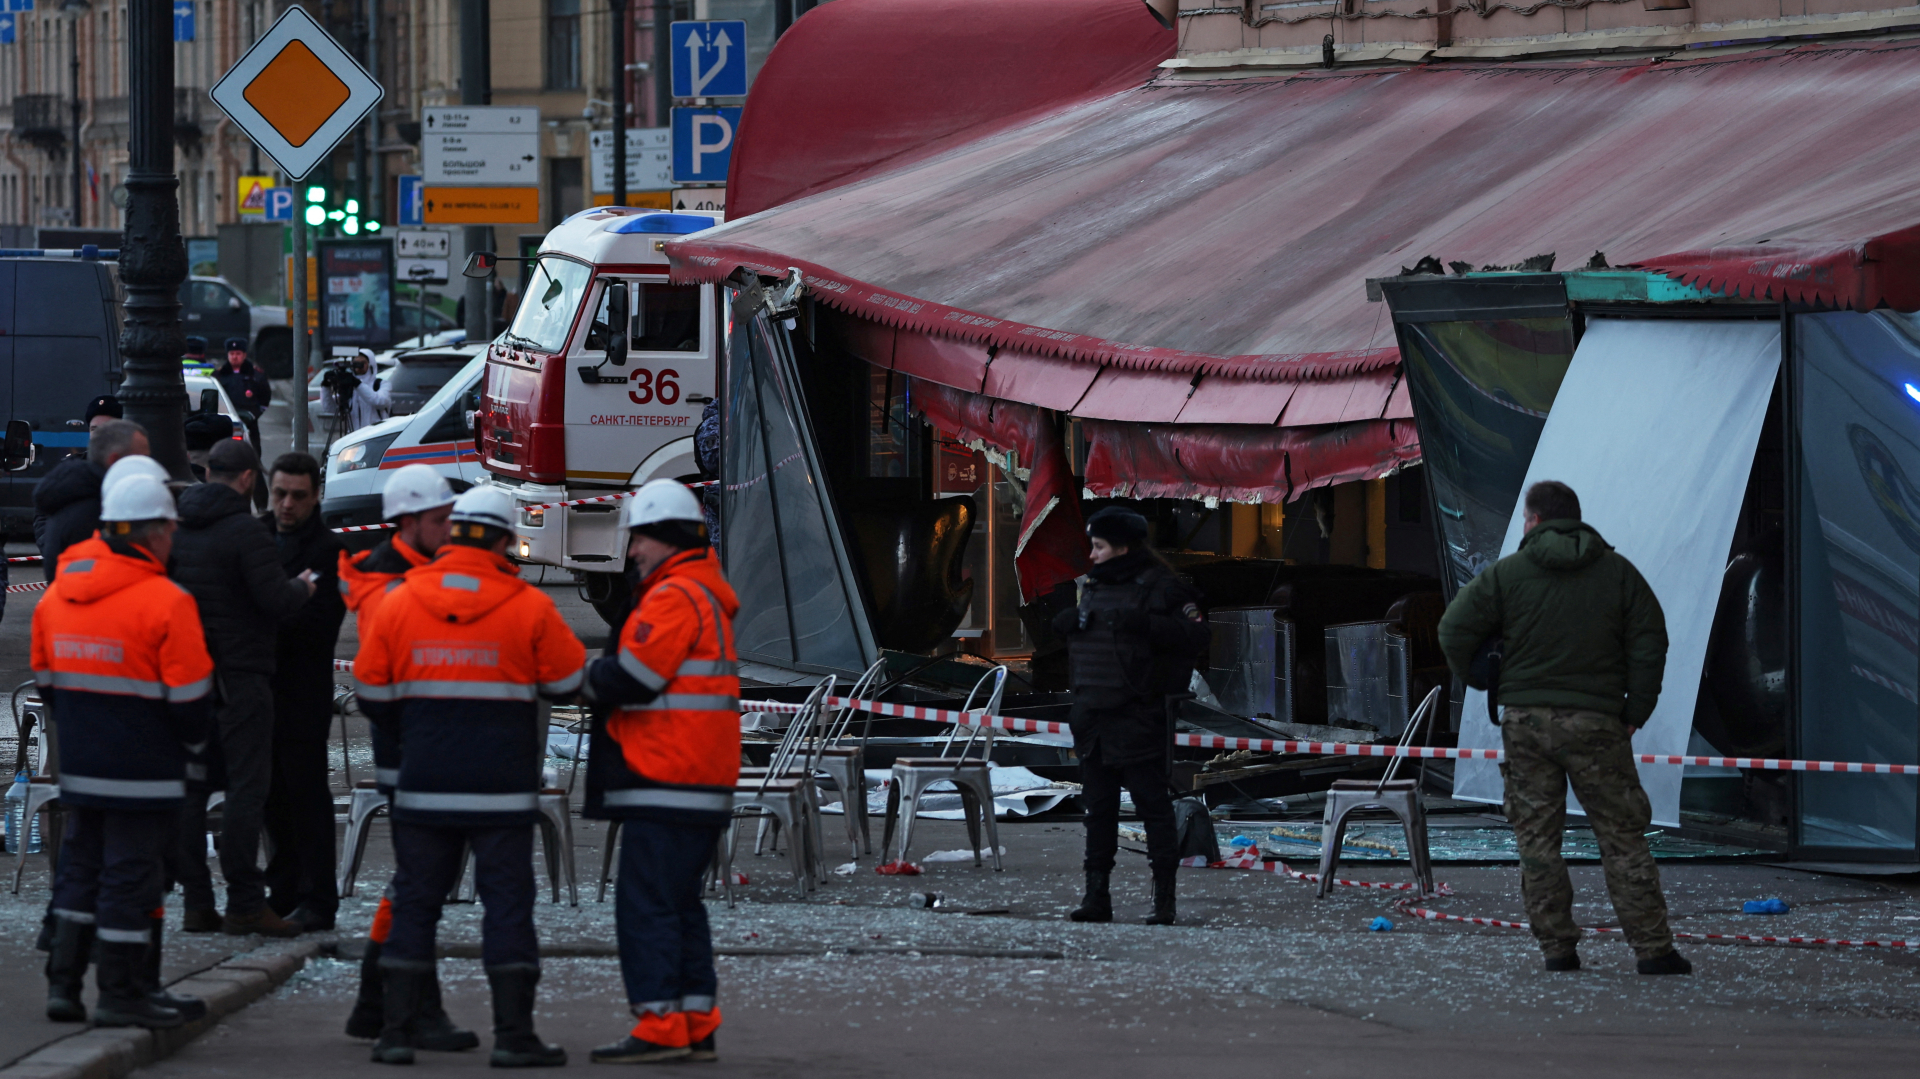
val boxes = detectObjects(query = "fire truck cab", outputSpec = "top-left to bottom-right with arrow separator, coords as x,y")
477,208 -> 723,611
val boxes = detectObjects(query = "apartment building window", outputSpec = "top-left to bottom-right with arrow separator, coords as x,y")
546,0 -> 581,90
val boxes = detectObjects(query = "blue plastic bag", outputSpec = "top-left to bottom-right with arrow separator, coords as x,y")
1742,898 -> 1790,915
1369,916 -> 1394,932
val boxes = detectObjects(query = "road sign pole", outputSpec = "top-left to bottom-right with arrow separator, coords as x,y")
461,0 -> 492,344
119,0 -> 191,481
612,0 -> 628,208
652,0 -> 670,128
292,214 -> 309,456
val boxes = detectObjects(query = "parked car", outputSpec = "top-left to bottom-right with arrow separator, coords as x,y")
321,352 -> 486,544
179,275 -> 292,378
182,372 -> 250,450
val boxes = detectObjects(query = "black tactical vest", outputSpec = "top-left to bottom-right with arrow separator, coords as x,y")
1068,563 -> 1182,709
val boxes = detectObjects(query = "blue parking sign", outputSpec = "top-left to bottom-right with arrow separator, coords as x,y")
669,21 -> 748,99
671,107 -> 741,185
264,186 -> 295,222
396,175 -> 424,227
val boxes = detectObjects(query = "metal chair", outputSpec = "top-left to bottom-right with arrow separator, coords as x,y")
810,658 -> 887,861
1317,686 -> 1441,898
535,788 -> 578,906
10,777 -> 64,893
880,666 -> 1008,871
726,678 -> 834,896
10,690 -> 65,892
336,780 -> 391,898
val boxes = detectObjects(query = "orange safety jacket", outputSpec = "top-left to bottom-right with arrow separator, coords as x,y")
353,543 -> 586,826
583,547 -> 740,824
30,541 -> 214,810
338,536 -> 430,789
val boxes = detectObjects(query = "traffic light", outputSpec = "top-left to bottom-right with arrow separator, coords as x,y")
304,204 -> 326,227
306,184 -> 325,204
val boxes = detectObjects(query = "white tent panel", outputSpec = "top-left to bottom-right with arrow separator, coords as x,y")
1452,318 -> 1782,827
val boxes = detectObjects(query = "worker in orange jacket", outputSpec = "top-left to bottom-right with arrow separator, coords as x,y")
583,480 -> 741,1065
335,464 -> 474,1053
32,474 -> 211,1029
355,486 -> 585,1068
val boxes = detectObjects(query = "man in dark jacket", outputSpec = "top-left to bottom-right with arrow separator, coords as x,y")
260,452 -> 348,932
1051,506 -> 1209,927
170,439 -> 317,936
1437,480 -> 1688,976
33,419 -> 150,568
214,337 -> 271,441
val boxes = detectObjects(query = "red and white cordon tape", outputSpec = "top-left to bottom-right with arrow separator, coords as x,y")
329,480 -> 718,534
6,580 -> 50,594
7,554 -> 43,563
739,697 -> 1920,776
1393,901 -> 1917,950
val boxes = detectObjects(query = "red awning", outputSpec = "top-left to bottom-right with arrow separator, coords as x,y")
725,0 -> 1174,219
677,38 -> 1920,374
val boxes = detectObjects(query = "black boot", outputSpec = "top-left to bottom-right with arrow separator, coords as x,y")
1068,869 -> 1113,923
1142,864 -> 1176,926
141,915 -> 207,1021
486,965 -> 567,1068
345,940 -> 387,1040
415,969 -> 480,1052
1637,949 -> 1693,976
45,917 -> 94,1023
93,939 -> 184,1029
372,962 -> 431,1065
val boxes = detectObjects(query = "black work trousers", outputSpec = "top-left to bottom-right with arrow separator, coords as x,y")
263,735 -> 337,918
52,807 -> 176,940
1080,755 -> 1178,875
385,821 -> 538,970
177,670 -> 275,915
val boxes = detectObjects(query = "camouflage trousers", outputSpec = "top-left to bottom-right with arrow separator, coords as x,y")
1500,705 -> 1676,961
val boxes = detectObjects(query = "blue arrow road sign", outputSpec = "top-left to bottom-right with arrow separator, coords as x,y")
671,107 -> 741,185
670,21 -> 747,99
172,0 -> 194,42
396,175 -> 424,227
264,186 -> 295,222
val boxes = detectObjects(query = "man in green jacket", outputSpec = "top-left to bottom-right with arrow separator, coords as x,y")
1438,480 -> 1690,975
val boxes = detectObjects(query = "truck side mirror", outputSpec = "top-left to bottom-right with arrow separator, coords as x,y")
2,419 -> 35,472
198,388 -> 221,414
463,251 -> 498,279
604,282 -> 629,367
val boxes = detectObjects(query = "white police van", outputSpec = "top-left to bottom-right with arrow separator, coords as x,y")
319,348 -> 486,542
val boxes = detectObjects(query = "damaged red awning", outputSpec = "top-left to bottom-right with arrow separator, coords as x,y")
675,38 -> 1920,374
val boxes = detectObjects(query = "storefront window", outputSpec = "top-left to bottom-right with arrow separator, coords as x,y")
1793,311 -> 1920,853
1398,318 -> 1577,593
866,366 -> 918,478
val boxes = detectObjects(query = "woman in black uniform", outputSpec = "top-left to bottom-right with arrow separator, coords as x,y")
1052,507 -> 1210,925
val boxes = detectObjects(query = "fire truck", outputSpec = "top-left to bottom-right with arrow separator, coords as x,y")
469,207 -> 724,622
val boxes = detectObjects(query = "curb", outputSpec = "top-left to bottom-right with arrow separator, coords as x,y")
0,940 -> 322,1079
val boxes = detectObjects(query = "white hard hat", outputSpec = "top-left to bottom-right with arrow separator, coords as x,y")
449,485 -> 516,532
381,464 -> 455,520
622,479 -> 703,531
100,474 -> 177,523
102,454 -> 171,495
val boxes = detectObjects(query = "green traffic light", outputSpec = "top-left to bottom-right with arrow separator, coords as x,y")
327,209 -> 345,221
304,205 -> 325,226
343,216 -> 360,236
306,185 -> 326,203
365,221 -> 381,232
345,199 -> 360,215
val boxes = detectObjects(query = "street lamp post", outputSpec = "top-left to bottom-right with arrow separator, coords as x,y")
62,0 -> 90,228
117,0 -> 191,478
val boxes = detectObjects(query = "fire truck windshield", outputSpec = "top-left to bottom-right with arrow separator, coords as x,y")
507,256 -> 593,353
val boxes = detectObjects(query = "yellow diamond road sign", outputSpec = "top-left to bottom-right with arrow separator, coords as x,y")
209,7 -> 383,181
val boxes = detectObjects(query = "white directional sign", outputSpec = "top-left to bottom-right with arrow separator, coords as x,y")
393,229 -> 450,259
590,129 -> 673,193
421,107 -> 540,186
209,7 -> 383,180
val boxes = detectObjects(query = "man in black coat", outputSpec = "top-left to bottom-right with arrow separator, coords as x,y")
33,419 -> 150,569
213,337 -> 271,442
1051,506 -> 1209,927
259,452 -> 348,932
170,439 -> 317,937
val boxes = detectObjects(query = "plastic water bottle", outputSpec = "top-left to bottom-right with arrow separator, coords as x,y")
908,892 -> 946,910
4,771 -> 34,855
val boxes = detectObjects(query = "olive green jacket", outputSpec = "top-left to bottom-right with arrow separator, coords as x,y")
1437,520 -> 1668,728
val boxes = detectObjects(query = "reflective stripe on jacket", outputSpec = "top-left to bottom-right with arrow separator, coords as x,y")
584,548 -> 741,823
353,543 -> 585,826
30,540 -> 214,810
